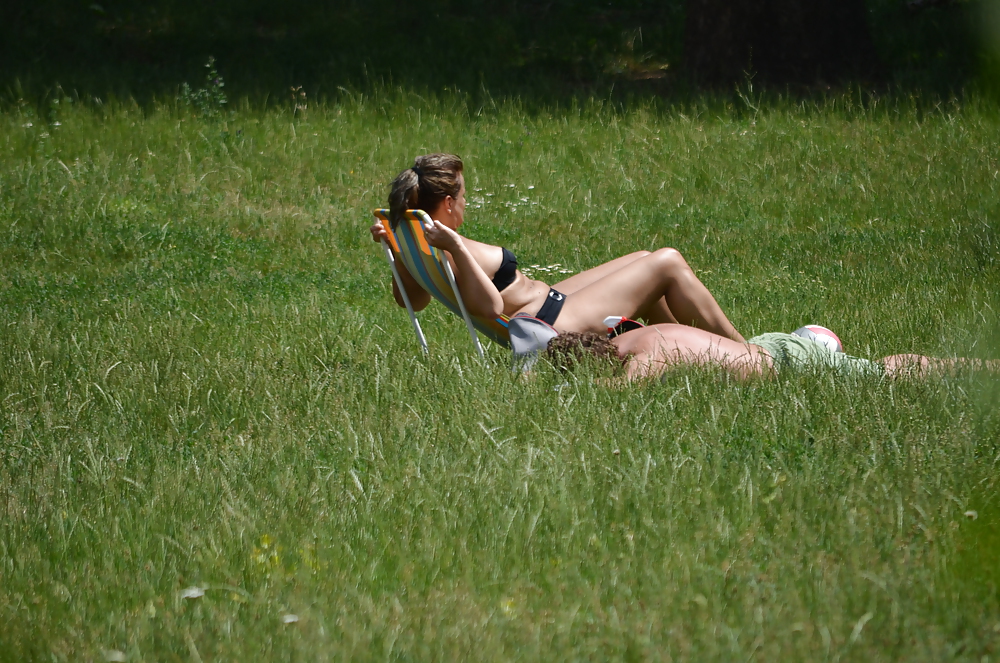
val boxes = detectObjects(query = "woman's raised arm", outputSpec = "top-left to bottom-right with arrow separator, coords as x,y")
423,219 -> 504,319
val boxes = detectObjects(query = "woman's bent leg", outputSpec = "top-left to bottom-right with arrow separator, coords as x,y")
551,251 -> 679,325
554,248 -> 744,341
551,251 -> 650,294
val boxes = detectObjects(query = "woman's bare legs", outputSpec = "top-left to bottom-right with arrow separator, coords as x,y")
553,248 -> 744,341
553,251 -> 649,293
552,251 -> 679,324
612,324 -> 770,380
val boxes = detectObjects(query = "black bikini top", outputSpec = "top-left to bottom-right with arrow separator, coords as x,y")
491,247 -> 518,292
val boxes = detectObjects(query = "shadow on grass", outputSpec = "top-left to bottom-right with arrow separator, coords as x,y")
1,0 -> 994,108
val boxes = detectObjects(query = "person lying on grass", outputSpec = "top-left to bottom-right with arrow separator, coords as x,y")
544,324 -> 1000,381
368,153 -> 744,341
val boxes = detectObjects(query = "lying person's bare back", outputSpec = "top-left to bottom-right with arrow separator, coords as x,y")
611,324 -> 773,380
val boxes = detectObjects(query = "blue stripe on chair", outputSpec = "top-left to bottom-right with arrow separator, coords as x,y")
396,222 -> 461,316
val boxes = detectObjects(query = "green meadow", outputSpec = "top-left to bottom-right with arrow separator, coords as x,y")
2,90 -> 999,660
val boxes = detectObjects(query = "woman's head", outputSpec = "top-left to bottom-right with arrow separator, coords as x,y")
544,332 -> 624,371
388,153 -> 464,228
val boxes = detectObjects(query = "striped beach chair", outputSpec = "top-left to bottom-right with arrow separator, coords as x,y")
374,209 -> 511,356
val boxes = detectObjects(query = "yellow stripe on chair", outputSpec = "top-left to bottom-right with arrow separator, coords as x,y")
404,211 -> 434,256
373,210 -> 401,254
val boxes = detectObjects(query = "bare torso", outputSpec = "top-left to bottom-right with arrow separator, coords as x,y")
456,237 -> 551,317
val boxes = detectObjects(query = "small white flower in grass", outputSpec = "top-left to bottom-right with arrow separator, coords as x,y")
22,122 -> 33,128
282,613 -> 299,624
507,184 -> 515,188
53,582 -> 71,602
528,185 -> 534,189
965,510 -> 978,520
53,121 -> 62,126
180,586 -> 205,599
103,649 -> 127,662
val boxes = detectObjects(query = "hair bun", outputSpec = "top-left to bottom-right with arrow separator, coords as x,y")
411,165 -> 423,177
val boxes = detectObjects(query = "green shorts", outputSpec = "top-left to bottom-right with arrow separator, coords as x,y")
747,332 -> 884,377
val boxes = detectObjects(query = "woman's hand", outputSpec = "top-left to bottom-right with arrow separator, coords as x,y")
369,221 -> 389,243
423,219 -> 463,252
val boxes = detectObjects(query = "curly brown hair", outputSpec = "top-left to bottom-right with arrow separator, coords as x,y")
543,332 -> 624,370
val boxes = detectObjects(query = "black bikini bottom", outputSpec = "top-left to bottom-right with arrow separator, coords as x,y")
535,288 -> 566,326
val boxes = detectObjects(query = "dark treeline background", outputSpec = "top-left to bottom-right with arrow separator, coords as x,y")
1,0 -> 996,104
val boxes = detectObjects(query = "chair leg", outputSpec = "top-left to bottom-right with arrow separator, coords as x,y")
381,239 -> 428,354
442,258 -> 485,360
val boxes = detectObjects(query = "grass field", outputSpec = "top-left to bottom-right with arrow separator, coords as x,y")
2,89 -> 1000,660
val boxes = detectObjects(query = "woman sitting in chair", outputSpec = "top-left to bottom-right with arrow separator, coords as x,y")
368,153 -> 745,341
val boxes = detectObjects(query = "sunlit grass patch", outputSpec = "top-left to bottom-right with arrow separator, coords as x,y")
1,90 -> 999,660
